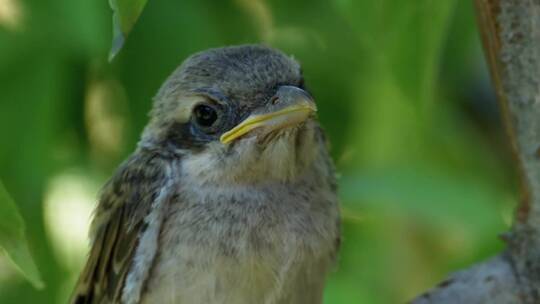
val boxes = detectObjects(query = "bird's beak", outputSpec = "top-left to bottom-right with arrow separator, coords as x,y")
220,86 -> 316,144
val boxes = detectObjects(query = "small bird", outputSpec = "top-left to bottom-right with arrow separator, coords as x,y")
71,45 -> 340,304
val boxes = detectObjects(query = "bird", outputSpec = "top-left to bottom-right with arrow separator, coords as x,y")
70,44 -> 340,304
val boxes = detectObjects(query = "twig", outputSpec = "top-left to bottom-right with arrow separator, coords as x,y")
411,1 -> 540,302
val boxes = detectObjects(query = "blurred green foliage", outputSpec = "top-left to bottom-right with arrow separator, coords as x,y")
0,181 -> 43,289
0,0 -> 518,303
109,0 -> 148,59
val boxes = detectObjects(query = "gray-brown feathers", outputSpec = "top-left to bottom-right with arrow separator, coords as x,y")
140,45 -> 304,150
71,153 -> 173,304
71,44 -> 340,304
155,45 -> 303,110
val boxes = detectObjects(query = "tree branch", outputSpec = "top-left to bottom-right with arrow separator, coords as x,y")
411,1 -> 540,302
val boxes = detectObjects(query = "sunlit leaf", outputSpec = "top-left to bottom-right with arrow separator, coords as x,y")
109,0 -> 148,60
0,181 -> 44,289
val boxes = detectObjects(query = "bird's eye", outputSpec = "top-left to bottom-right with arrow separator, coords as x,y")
193,104 -> 219,128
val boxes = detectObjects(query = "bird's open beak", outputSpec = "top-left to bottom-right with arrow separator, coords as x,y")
220,86 -> 316,144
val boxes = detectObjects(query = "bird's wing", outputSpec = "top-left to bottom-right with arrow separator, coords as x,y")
70,152 -> 172,304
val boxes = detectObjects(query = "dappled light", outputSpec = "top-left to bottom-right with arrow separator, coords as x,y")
84,77 -> 129,164
0,0 -> 23,31
43,171 -> 97,271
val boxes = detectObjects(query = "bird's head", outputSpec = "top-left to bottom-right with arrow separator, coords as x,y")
140,45 -> 328,184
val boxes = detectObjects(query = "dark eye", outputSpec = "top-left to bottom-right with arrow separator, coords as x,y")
193,104 -> 218,128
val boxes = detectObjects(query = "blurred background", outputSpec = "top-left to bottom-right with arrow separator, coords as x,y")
0,0 -> 519,303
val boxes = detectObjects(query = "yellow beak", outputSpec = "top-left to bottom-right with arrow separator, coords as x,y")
220,86 -> 316,144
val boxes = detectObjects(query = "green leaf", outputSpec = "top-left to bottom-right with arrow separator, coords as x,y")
0,181 -> 44,289
340,166 -> 510,239
333,0 -> 457,107
109,0 -> 149,61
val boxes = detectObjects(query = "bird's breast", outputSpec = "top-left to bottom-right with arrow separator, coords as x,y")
140,178 -> 339,304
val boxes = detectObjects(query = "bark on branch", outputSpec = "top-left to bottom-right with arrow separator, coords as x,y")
412,1 -> 540,303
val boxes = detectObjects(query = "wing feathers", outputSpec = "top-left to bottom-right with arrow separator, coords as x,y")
70,152 -> 170,304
